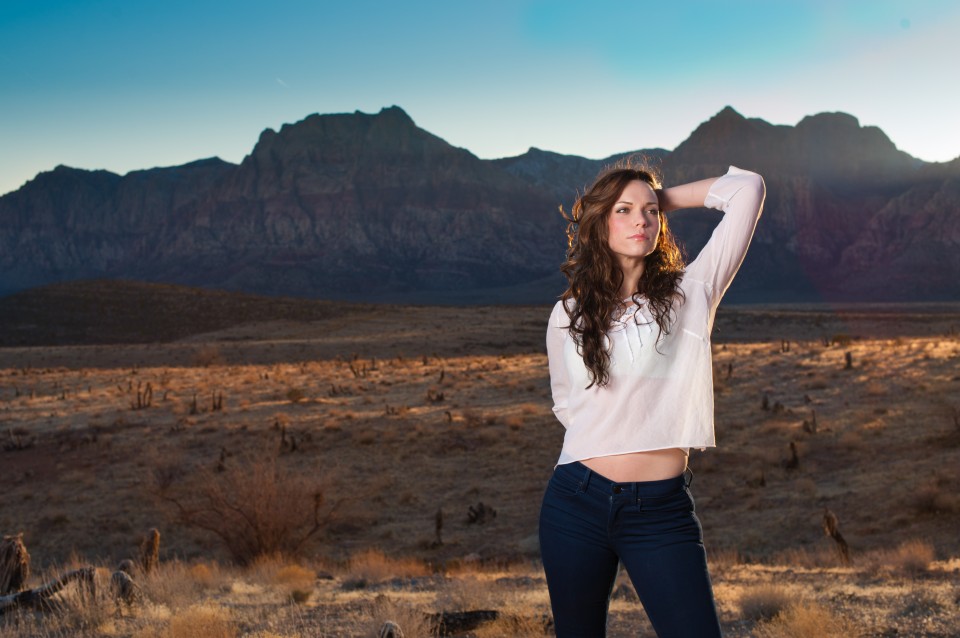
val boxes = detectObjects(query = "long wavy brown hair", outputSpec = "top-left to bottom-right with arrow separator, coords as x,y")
559,160 -> 686,388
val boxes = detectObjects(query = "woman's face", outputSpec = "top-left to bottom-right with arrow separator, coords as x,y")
606,179 -> 661,264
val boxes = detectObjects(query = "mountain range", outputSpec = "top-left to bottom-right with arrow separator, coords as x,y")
2,105 -> 957,304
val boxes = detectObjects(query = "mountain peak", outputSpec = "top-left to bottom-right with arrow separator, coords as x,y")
790,111 -> 914,173
795,111 -> 861,132
671,106 -> 775,164
714,105 -> 745,120
373,105 -> 414,124
247,106 -> 423,164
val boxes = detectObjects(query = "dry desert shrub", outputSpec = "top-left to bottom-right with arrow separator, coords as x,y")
271,564 -> 316,591
518,402 -> 540,416
367,595 -> 436,638
739,584 -> 795,622
754,601 -> 859,637
472,612 -> 548,638
434,575 -> 506,612
837,430 -> 864,451
139,560 -> 214,608
155,450 -> 335,564
461,408 -> 497,427
134,603 -> 237,638
863,539 -> 935,576
192,345 -> 225,368
504,415 -> 524,430
707,546 -> 742,575
247,556 -> 316,601
188,562 -> 223,589
913,480 -> 960,515
10,563 -> 115,636
347,549 -> 431,584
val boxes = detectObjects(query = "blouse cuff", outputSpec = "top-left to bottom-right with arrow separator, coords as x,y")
703,165 -> 761,210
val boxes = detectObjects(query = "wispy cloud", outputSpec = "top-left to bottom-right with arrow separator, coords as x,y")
276,78 -> 289,88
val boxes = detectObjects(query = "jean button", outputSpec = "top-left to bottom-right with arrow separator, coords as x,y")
612,485 -> 622,494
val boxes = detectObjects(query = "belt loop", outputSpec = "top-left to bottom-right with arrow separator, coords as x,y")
579,465 -> 592,493
684,467 -> 694,488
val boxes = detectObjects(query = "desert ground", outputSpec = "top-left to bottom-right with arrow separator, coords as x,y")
1,289 -> 959,637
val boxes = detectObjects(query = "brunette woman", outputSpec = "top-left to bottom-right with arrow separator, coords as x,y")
540,163 -> 765,637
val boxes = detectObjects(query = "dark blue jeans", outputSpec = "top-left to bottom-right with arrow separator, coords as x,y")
539,461 -> 722,637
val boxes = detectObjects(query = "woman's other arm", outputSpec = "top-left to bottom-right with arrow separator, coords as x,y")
546,301 -> 572,429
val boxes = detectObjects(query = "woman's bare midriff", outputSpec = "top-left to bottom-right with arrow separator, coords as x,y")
580,448 -> 688,483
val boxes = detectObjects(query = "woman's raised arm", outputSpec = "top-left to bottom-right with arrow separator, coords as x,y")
656,176 -> 720,213
681,166 -> 766,306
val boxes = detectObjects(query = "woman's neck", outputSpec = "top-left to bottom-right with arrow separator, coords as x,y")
618,259 -> 645,299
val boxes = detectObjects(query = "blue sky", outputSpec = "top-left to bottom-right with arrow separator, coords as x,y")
2,0 -> 958,196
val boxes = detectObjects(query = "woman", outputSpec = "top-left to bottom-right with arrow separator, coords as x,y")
540,162 -> 765,637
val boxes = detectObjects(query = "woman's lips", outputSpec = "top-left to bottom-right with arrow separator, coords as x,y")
629,234 -> 649,240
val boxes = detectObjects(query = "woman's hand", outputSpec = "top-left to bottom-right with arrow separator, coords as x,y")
656,177 -> 721,213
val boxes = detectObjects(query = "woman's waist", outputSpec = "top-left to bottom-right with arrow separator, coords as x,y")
578,448 -> 688,483
554,456 -> 690,497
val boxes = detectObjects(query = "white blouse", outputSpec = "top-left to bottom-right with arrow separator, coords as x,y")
547,166 -> 765,465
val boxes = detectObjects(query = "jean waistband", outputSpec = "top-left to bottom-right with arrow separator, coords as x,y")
557,460 -> 691,496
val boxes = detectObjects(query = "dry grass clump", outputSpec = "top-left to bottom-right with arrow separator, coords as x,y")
133,603 -> 237,638
753,601 -> 859,637
348,549 -> 432,583
242,555 -> 317,603
739,584 -> 795,622
433,575 -> 505,611
472,612 -> 548,638
270,564 -> 315,590
188,562 -> 222,589
863,539 -> 935,576
708,547 -> 742,576
265,562 -> 316,603
139,560 -> 216,608
503,415 -> 524,430
892,539 -> 936,574
913,480 -> 960,515
0,564 -> 120,637
191,345 -> 226,368
366,595 -> 436,638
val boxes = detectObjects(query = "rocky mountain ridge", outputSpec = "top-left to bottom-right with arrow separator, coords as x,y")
1,106 -> 957,303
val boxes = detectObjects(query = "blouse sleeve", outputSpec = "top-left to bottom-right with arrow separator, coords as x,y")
546,300 -> 572,429
684,166 -> 766,307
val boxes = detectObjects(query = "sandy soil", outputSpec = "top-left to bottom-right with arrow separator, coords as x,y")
1,302 -> 959,636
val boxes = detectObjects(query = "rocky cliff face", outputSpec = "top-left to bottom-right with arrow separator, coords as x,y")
1,106 -> 957,302
143,106 -> 563,296
489,107 -> 958,302
0,158 -> 233,292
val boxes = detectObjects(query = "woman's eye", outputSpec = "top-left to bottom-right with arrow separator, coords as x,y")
615,207 -> 629,214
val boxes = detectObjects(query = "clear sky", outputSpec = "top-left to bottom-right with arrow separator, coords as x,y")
2,0 -> 958,196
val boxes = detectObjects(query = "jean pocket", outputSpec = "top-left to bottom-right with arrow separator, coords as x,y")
548,468 -> 583,496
